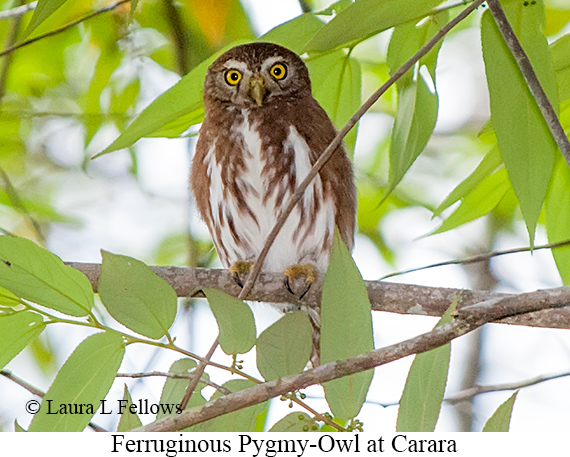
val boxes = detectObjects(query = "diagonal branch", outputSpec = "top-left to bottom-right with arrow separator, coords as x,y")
486,0 -> 570,168
238,0 -> 487,300
132,286 -> 570,431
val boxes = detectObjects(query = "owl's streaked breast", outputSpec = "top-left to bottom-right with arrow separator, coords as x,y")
204,108 -> 335,273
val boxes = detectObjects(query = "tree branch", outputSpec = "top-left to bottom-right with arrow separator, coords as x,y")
486,0 -> 570,168
0,1 -> 36,21
381,238 -> 570,280
65,261 -> 570,330
446,370 -> 570,404
132,287 -> 570,431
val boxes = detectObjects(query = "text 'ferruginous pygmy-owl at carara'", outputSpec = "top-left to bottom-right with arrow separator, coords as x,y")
191,42 -> 356,307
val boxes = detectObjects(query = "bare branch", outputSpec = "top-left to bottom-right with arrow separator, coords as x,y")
486,0 -> 570,168
132,287 -> 570,431
381,238 -> 570,280
238,0 -> 487,300
0,0 -> 131,59
0,1 -> 36,21
447,371 -> 570,404
65,261 -> 570,330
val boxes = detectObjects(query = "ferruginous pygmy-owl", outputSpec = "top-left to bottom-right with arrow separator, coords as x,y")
191,42 -> 356,306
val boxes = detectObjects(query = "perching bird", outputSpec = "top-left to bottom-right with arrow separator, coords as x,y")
191,42 -> 356,307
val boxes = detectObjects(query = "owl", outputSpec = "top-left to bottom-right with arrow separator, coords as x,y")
191,42 -> 356,305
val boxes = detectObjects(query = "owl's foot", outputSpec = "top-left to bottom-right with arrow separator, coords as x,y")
229,261 -> 254,288
284,264 -> 318,300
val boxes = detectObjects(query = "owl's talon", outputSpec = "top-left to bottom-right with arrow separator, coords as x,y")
229,261 -> 254,288
283,264 -> 318,300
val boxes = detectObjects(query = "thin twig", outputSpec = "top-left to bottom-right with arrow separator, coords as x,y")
381,238 -> 570,280
0,0 -> 24,106
238,0 -> 487,301
486,0 -> 570,168
132,286 -> 570,431
117,371 -> 231,395
446,370 -> 570,404
0,0 -> 131,58
0,370 -> 107,432
178,336 -> 219,411
0,1 -> 36,20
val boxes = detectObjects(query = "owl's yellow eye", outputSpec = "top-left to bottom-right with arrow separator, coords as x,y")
270,63 -> 287,80
225,69 -> 242,86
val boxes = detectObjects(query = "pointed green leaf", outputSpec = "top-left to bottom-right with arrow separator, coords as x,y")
482,391 -> 518,432
97,42 -> 248,156
432,168 -> 511,235
261,13 -> 324,54
305,0 -> 444,51
116,385 -> 142,432
195,380 -> 268,432
434,147 -> 502,217
21,0 -> 69,40
203,288 -> 255,355
98,251 -> 177,340
386,12 -> 447,195
0,311 -> 45,370
321,231 -> 374,420
546,158 -> 570,284
256,311 -> 313,381
0,237 -> 93,316
551,32 -> 570,102
396,297 -> 458,432
481,3 -> 559,244
28,331 -> 124,432
14,420 -> 26,432
307,51 -> 361,152
269,412 -> 319,432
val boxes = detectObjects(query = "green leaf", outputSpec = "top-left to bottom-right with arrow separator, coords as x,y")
203,288 -> 256,355
482,391 -> 518,432
396,297 -> 458,432
116,385 -> 142,432
551,33 -> 570,102
306,51 -> 361,152
434,147 -> 502,217
305,0 -> 444,51
269,412 -> 319,432
158,358 -> 207,421
195,380 -> 268,432
28,331 -> 125,432
385,11 -> 447,195
0,236 -> 93,316
21,0 -> 70,40
0,311 -> 45,370
481,3 -> 559,245
256,311 -> 313,381
546,158 -> 570,284
261,13 -> 324,54
97,42 -> 247,156
98,251 -> 177,340
321,230 -> 374,421
432,168 -> 511,235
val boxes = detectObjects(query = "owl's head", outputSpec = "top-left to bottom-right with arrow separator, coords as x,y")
203,42 -> 312,109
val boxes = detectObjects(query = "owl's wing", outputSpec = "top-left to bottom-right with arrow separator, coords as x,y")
293,97 -> 357,251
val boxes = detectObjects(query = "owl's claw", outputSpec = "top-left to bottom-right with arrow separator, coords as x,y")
284,264 -> 318,300
229,261 -> 254,288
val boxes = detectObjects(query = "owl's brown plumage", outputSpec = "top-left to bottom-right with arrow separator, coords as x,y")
191,42 -> 356,302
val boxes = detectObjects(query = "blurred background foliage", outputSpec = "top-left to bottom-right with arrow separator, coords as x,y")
1,0 -> 570,431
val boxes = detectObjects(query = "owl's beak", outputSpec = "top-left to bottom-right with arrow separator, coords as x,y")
248,76 -> 266,106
